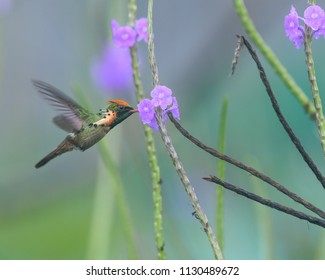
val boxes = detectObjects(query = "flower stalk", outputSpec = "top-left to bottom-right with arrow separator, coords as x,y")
303,27 -> 325,155
233,0 -> 316,118
283,3 -> 325,156
128,0 -> 166,260
147,0 -> 223,259
216,97 -> 228,251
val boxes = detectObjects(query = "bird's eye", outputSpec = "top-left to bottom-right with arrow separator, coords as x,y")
118,105 -> 124,110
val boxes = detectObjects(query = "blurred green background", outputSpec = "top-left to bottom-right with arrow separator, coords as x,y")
0,0 -> 324,259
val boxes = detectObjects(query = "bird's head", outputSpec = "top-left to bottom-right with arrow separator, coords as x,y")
106,99 -> 138,128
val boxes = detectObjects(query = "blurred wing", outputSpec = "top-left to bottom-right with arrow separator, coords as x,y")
33,80 -> 91,132
52,115 -> 78,132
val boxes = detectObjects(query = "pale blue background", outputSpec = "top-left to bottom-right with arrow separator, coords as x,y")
0,0 -> 324,259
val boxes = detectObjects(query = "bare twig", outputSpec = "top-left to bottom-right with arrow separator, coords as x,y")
147,0 -> 223,259
157,117 -> 224,259
231,35 -> 244,75
204,176 -> 325,229
168,112 -> 325,220
237,35 -> 325,189
233,0 -> 316,118
128,0 -> 165,259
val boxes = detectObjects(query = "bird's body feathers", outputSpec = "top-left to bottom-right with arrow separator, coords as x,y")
33,80 -> 137,168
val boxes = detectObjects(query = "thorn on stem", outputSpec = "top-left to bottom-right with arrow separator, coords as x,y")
192,211 -> 200,219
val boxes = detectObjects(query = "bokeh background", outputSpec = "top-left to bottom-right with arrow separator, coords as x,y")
0,0 -> 324,259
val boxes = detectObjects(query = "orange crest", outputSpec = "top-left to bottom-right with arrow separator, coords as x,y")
108,99 -> 131,107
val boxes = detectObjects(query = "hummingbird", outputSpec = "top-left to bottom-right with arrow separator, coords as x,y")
33,80 -> 138,168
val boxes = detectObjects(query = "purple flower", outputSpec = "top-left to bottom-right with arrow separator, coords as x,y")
284,6 -> 304,48
165,97 -> 180,120
304,5 -> 325,30
314,17 -> 325,39
285,5 -> 325,47
138,99 -> 159,130
137,87 -> 180,131
147,118 -> 159,131
111,20 -> 137,48
284,6 -> 300,37
91,43 -> 133,93
284,6 -> 305,49
287,28 -> 304,49
151,85 -> 173,110
0,0 -> 11,15
135,18 -> 148,42
111,19 -> 119,34
138,99 -> 155,124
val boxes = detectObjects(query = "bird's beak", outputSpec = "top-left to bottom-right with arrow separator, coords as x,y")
130,109 -> 139,113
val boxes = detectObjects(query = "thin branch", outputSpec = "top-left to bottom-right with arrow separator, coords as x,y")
204,176 -> 325,229
128,0 -> 165,259
303,27 -> 325,155
147,0 -> 159,87
147,0 -> 223,259
231,35 -> 243,75
237,35 -> 325,190
168,112 -> 325,220
232,0 -> 316,118
157,115 -> 223,260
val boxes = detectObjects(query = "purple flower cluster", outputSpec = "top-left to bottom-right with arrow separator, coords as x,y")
91,43 -> 133,93
284,5 -> 325,48
91,17 -> 148,95
0,0 -> 12,15
112,18 -> 149,48
137,85 -> 180,131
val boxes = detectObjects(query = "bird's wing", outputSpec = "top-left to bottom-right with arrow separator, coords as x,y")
32,80 -> 95,132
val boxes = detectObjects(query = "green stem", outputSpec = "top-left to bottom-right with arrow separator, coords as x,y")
162,112 -> 224,260
148,0 -> 223,259
233,0 -> 316,118
303,27 -> 325,156
249,159 -> 274,259
147,0 -> 159,87
87,165 -> 115,259
97,142 -> 138,258
216,97 -> 228,251
128,0 -> 166,260
73,85 -> 138,259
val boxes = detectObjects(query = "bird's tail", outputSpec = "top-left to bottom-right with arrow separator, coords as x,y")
35,136 -> 74,168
